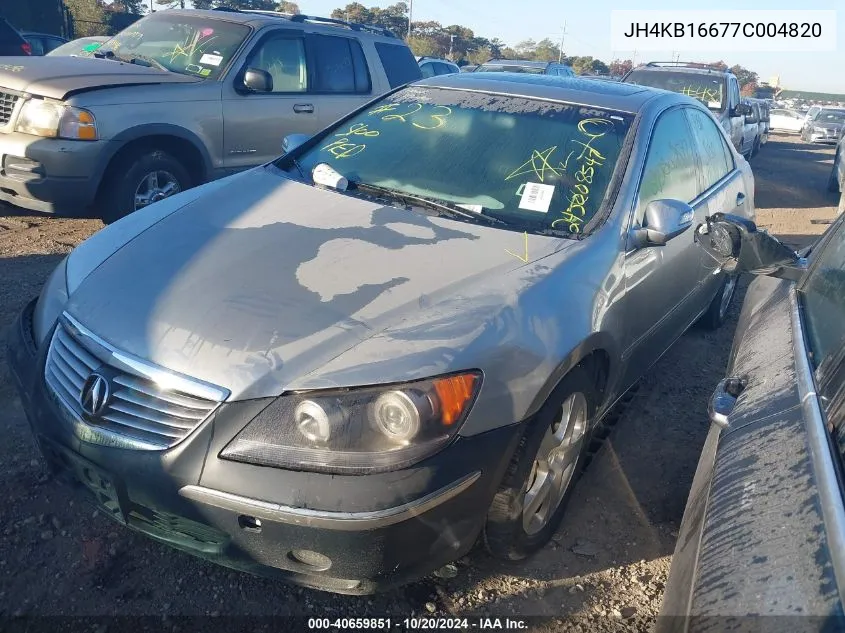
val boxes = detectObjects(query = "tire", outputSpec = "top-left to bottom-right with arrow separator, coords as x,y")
100,149 -> 192,223
828,156 -> 841,193
698,274 -> 738,331
751,137 -> 760,158
484,366 -> 597,561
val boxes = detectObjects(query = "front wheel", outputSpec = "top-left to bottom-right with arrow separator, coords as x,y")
484,367 -> 596,561
698,274 -> 738,331
828,156 -> 841,193
101,150 -> 192,223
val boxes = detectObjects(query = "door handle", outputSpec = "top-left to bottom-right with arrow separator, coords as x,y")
736,192 -> 745,206
293,104 -> 314,114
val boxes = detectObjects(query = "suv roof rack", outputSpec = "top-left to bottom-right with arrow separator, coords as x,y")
643,61 -> 731,73
212,7 -> 396,38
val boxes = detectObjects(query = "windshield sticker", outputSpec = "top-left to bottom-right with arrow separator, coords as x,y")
457,204 -> 484,213
201,28 -> 215,37
82,43 -> 102,52
199,68 -> 212,77
519,183 -> 555,213
505,146 -> 573,182
0,64 -> 24,72
199,53 -> 223,67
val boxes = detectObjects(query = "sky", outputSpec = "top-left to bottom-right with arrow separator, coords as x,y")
280,0 -> 843,93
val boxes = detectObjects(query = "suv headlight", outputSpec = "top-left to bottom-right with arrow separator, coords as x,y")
16,99 -> 98,140
221,372 -> 482,474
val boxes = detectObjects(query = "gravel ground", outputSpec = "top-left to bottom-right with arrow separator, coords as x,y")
0,133 -> 839,632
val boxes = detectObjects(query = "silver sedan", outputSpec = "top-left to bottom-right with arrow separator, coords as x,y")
9,72 -> 755,594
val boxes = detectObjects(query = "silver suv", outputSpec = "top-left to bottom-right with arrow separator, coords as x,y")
0,8 -> 421,221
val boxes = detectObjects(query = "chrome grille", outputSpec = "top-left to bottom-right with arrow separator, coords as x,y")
0,91 -> 18,125
44,316 -> 227,450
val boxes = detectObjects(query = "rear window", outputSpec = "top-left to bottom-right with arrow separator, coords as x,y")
478,64 -> 545,75
375,42 -> 423,88
312,35 -> 371,94
625,69 -> 726,111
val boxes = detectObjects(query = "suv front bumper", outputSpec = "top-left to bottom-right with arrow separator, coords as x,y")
0,132 -> 107,214
7,300 -> 523,594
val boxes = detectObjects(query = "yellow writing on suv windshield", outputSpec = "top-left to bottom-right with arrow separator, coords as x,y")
681,85 -> 721,104
505,146 -> 574,182
551,117 -> 612,233
322,138 -> 366,159
367,103 -> 452,130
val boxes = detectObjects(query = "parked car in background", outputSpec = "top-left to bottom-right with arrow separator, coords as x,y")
801,107 -> 845,144
769,108 -> 805,133
9,72 -> 754,596
739,98 -> 763,158
417,56 -> 460,78
46,35 -> 109,58
0,16 -> 31,55
20,31 -> 68,56
803,104 -> 822,127
660,211 -> 845,628
474,59 -> 576,76
753,98 -> 770,146
621,61 -> 750,156
0,8 -> 421,221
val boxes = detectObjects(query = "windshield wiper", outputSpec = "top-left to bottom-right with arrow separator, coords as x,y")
127,55 -> 168,72
352,182 -> 507,227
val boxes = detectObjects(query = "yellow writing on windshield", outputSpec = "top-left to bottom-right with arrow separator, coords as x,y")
505,147 -> 573,182
681,85 -> 721,104
322,138 -> 366,159
367,102 -> 452,130
551,117 -> 612,233
166,31 -> 218,65
336,122 -> 380,138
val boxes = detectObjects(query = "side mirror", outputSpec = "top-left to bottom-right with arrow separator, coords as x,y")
733,103 -> 752,117
282,133 -> 310,154
696,212 -> 808,281
242,68 -> 272,93
631,199 -> 695,247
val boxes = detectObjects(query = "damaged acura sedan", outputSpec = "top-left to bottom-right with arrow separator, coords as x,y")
8,73 -> 754,594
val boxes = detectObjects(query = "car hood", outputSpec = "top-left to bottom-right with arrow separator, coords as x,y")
66,167 -> 572,400
0,55 -> 200,100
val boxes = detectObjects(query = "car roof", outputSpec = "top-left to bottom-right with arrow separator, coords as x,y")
164,8 -> 400,41
415,72 -> 676,113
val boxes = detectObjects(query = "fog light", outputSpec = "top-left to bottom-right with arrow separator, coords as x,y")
288,549 -> 332,571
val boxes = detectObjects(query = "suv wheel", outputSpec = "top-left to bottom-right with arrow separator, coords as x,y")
101,150 -> 192,223
484,367 -> 596,560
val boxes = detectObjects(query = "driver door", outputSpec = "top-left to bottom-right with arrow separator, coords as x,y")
222,29 -> 317,172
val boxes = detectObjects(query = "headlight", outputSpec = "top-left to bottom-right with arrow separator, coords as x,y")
814,126 -> 825,133
220,372 -> 482,474
32,256 -> 69,347
16,99 -> 98,140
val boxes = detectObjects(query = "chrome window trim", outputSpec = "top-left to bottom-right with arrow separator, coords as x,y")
62,311 -> 229,403
179,471 -> 481,531
791,288 -> 845,606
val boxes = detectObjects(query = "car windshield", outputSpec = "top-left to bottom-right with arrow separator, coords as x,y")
816,110 -> 845,124
47,37 -> 106,57
477,64 -> 545,74
625,70 -> 725,111
284,86 -> 635,235
96,13 -> 250,79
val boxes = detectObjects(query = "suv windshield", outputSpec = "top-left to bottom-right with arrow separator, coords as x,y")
625,70 -> 725,111
477,64 -> 545,74
284,86 -> 635,235
97,13 -> 249,79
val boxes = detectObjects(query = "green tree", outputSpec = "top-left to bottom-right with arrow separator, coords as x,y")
532,38 -> 560,62
467,45 -> 492,65
408,35 -> 441,57
331,2 -> 409,38
65,0 -> 109,36
608,58 -> 633,76
730,64 -> 758,89
277,1 -> 300,12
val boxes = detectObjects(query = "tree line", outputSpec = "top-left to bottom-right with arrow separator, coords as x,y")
59,0 -> 763,92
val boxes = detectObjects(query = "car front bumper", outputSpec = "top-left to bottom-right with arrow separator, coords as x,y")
808,131 -> 840,144
0,132 -> 108,214
7,300 -> 524,594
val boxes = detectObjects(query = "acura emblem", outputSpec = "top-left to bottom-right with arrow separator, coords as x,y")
80,373 -> 110,416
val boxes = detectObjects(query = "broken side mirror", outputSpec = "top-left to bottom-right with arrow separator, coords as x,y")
696,212 -> 808,281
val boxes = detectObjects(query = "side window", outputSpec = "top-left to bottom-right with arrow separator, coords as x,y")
434,62 -> 454,76
420,62 -> 435,78
311,35 -> 371,94
635,108 -> 700,225
802,221 -> 845,370
249,35 -> 307,93
44,37 -> 65,53
27,36 -> 45,56
685,108 -> 733,196
375,42 -> 423,88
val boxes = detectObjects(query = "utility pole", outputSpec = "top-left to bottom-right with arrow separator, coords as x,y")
408,0 -> 413,39
558,22 -> 566,63
449,34 -> 455,60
